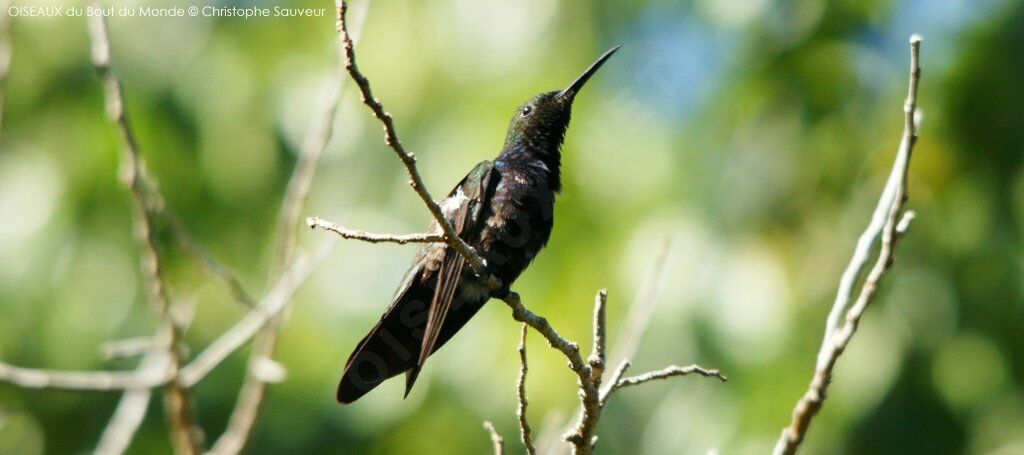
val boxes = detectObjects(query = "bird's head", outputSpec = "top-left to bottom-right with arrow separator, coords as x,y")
502,45 -> 619,155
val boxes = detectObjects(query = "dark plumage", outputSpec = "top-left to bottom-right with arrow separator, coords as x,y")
337,46 -> 619,404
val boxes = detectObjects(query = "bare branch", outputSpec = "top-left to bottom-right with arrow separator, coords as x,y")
588,290 -> 608,388
95,388 -> 151,455
499,293 -> 599,454
483,421 -> 504,455
608,365 -> 726,394
503,286 -> 727,455
501,294 -> 598,406
0,360 -> 169,391
163,211 -> 257,309
183,243 -> 330,452
178,240 -> 334,387
82,2 -> 255,313
819,35 -> 923,353
272,37 -> 360,273
100,337 -> 155,361
500,293 -> 592,390
95,350 -> 164,455
274,84 -> 343,267
896,210 -> 916,237
333,0 -> 497,290
87,7 -> 202,452
207,333 -> 277,455
209,6 -> 371,453
307,216 -> 443,244
599,360 -> 631,403
555,244 -> 674,446
516,324 -> 536,455
608,240 -> 671,369
774,35 -> 923,455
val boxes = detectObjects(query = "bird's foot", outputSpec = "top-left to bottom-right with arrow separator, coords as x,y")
491,285 -> 511,300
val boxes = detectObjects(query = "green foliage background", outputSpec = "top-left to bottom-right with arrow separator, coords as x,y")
1,0 -> 1023,453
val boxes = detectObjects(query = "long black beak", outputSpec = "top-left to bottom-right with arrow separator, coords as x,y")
558,45 -> 620,101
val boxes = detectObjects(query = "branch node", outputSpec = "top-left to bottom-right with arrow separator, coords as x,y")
483,421 -> 504,455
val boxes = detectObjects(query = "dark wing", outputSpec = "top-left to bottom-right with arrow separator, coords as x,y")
404,160 -> 495,395
337,161 -> 495,404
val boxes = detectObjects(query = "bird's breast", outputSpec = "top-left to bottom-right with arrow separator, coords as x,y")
476,164 -> 556,287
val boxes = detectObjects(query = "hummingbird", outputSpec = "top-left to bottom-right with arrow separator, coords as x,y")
337,45 -> 620,404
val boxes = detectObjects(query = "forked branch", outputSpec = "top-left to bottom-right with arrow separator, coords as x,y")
483,421 -> 504,455
332,0 -> 497,290
502,290 -> 725,455
87,7 -> 202,453
773,35 -> 923,455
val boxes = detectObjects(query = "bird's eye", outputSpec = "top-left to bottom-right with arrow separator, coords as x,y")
522,106 -> 533,116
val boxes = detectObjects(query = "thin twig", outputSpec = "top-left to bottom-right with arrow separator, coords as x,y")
818,40 -> 923,354
4,2 -> 346,453
608,365 -> 727,394
0,360 -> 169,391
483,421 -> 504,455
95,349 -> 165,455
773,35 -> 922,455
307,216 -> 443,244
516,324 -> 536,455
178,240 -> 334,387
334,0 -> 497,290
500,293 -> 596,410
209,5 -> 370,453
599,360 -> 631,403
0,242 -> 330,430
274,86 -> 342,270
500,293 -> 599,454
554,244 -> 672,448
272,42 -> 358,274
608,240 -> 671,369
588,290 -> 608,389
326,4 -> 726,453
100,337 -> 155,361
87,8 -> 202,453
207,332 -> 276,455
163,210 -> 257,308
556,286 -> 723,454
112,111 -> 255,311
0,242 -> 332,446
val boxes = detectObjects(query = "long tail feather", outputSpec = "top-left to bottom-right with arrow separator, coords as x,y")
337,278 -> 490,404
406,253 -> 466,396
337,281 -> 432,404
